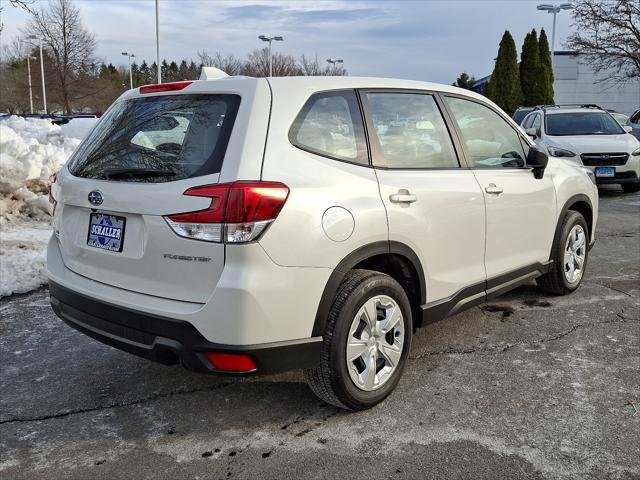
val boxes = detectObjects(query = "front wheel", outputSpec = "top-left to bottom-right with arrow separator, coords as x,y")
537,211 -> 589,295
304,269 -> 412,410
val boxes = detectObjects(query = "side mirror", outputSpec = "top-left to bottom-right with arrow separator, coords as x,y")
527,145 -> 548,179
624,125 -> 633,133
525,127 -> 538,139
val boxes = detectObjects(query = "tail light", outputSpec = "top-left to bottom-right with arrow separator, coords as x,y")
165,181 -> 289,243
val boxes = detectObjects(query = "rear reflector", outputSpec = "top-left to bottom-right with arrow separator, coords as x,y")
205,352 -> 257,372
165,181 -> 289,243
139,81 -> 193,94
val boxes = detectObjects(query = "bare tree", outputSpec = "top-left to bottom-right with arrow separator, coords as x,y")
566,0 -> 640,83
23,0 -> 98,113
242,48 -> 301,77
0,0 -> 34,33
197,50 -> 243,76
299,54 -> 347,76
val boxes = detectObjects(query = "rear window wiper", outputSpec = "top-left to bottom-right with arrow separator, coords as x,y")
103,167 -> 177,179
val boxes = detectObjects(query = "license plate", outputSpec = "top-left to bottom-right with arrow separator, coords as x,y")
87,213 -> 126,252
595,167 -> 615,178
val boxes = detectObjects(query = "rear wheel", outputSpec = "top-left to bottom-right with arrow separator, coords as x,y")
622,182 -> 640,193
304,269 -> 412,410
537,211 -> 589,295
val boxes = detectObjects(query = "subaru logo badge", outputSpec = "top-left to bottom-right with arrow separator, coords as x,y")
601,154 -> 610,160
88,190 -> 103,206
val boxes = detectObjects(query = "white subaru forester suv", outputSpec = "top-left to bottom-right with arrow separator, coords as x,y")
520,105 -> 640,193
48,76 -> 598,410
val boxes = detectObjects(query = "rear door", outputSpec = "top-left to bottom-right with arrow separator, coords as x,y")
360,90 -> 486,309
442,95 -> 556,282
53,84 -> 266,303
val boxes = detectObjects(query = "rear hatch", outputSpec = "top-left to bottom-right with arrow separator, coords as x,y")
53,83 -> 259,303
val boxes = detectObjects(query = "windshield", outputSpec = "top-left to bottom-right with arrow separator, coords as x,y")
68,94 -> 240,182
545,112 -> 624,136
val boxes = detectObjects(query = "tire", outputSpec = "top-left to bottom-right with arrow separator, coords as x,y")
622,182 -> 640,193
536,211 -> 589,295
304,269 -> 412,411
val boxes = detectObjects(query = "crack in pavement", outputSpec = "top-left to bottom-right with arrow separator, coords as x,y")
597,232 -> 640,238
0,382 -> 232,426
585,280 -> 638,299
408,311 -> 636,360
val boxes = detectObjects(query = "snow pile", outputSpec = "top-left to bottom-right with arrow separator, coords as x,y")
0,116 -> 93,224
0,115 -> 96,297
0,224 -> 52,297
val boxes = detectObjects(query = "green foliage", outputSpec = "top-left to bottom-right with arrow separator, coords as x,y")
538,29 -> 554,104
453,72 -> 476,89
486,31 -> 523,115
520,29 -> 546,106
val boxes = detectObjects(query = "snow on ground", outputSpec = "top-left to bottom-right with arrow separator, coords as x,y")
0,115 -> 97,297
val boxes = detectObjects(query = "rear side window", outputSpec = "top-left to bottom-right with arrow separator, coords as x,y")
365,93 -> 459,169
68,94 -> 240,182
289,90 -> 368,165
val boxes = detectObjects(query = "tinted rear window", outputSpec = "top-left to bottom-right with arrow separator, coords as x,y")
545,112 -> 624,136
68,94 -> 240,182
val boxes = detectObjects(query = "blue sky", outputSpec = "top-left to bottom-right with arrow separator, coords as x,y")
1,0 -> 574,84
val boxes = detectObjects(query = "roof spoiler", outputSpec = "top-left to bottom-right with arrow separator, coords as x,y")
199,67 -> 230,81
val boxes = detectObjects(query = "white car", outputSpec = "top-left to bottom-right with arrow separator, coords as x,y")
520,105 -> 640,193
48,77 -> 598,410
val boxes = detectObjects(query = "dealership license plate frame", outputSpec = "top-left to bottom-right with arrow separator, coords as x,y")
87,212 -> 126,252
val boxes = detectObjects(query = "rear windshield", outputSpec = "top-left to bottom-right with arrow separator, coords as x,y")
68,94 -> 240,182
545,112 -> 624,136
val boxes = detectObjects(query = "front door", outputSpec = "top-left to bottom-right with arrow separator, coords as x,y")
443,95 -> 557,283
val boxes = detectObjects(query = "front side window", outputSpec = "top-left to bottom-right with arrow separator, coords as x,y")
69,94 -> 240,182
532,114 -> 542,132
365,93 -> 459,169
445,96 -> 526,168
545,112 -> 625,136
289,90 -> 367,165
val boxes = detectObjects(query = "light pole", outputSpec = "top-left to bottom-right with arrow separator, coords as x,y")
27,55 -> 36,114
155,0 -> 161,83
326,58 -> 344,72
27,34 -> 47,114
536,3 -> 573,71
258,35 -> 283,77
121,52 -> 136,89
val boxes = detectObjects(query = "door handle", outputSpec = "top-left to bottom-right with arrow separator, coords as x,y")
389,189 -> 417,204
485,183 -> 503,195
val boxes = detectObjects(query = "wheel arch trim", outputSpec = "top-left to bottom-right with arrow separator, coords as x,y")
311,241 -> 426,337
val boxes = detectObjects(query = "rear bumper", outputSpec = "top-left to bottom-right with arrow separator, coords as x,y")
50,282 -> 322,375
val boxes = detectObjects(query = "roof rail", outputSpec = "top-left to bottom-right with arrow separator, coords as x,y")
532,104 -> 604,112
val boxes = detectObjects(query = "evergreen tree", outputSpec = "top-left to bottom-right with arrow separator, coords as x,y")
453,72 -> 476,89
520,29 -> 545,106
138,61 -> 151,85
486,31 -> 523,115
178,60 -> 189,80
538,29 -> 554,104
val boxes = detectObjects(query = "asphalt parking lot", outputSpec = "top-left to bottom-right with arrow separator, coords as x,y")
1,187 -> 638,480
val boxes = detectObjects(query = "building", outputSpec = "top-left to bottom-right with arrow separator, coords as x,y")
554,52 -> 640,115
470,52 -> 640,115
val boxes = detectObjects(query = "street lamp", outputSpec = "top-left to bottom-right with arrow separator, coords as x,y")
258,35 -> 283,77
326,58 -> 344,73
536,3 -> 573,71
121,52 -> 136,89
26,55 -> 37,114
27,34 -> 47,114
